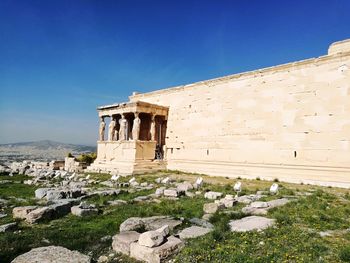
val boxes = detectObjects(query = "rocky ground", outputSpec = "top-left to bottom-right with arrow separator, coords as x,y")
0,165 -> 350,262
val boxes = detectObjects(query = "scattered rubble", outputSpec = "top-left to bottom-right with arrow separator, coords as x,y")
119,216 -> 182,232
71,202 -> 98,217
204,191 -> 223,200
163,188 -> 178,197
0,222 -> 17,232
13,206 -> 38,219
242,198 -> 291,215
236,194 -> 265,204
203,202 -> 224,214
215,194 -> 237,208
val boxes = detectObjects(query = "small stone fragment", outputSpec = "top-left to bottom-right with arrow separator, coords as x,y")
138,230 -> 165,248
204,191 -> 223,200
164,188 -> 178,197
0,222 -> 17,232
203,202 -> 224,214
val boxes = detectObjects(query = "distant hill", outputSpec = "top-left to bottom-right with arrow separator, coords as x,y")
0,140 -> 96,163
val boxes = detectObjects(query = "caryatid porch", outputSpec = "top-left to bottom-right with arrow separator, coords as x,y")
88,101 -> 169,175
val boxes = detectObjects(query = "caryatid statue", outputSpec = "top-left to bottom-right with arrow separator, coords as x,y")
150,114 -> 156,141
132,112 -> 141,140
108,116 -> 116,141
99,117 -> 106,141
119,114 -> 127,141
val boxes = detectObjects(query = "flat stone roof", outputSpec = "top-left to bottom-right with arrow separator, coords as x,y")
98,101 -> 169,117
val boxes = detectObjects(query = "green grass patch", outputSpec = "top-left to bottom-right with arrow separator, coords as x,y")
1,172 -> 350,262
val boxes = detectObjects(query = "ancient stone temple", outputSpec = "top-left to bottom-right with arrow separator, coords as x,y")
89,39 -> 350,188
88,101 -> 168,174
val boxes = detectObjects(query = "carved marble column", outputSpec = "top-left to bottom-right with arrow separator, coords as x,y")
119,114 -> 127,141
99,117 -> 106,141
132,112 -> 141,140
150,114 -> 156,141
114,115 -> 120,141
108,116 -> 116,141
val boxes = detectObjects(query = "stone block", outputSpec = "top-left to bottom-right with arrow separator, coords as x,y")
229,216 -> 275,232
204,191 -> 223,200
112,231 -> 140,256
25,207 -> 53,224
203,202 -> 224,214
130,236 -> 184,263
189,218 -> 214,229
163,189 -> 178,197
178,226 -> 212,239
71,206 -> 98,217
0,222 -> 17,232
13,206 -> 38,219
250,201 -> 269,208
11,246 -> 91,263
267,198 -> 290,208
176,182 -> 193,193
120,216 -> 182,233
241,206 -> 268,215
35,188 -> 50,199
138,230 -> 165,248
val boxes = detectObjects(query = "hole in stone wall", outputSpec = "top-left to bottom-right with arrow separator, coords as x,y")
171,148 -> 173,154
294,151 -> 297,158
207,149 -> 209,155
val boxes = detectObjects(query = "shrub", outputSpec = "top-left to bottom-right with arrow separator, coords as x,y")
339,245 -> 350,262
67,152 -> 74,158
76,152 -> 97,164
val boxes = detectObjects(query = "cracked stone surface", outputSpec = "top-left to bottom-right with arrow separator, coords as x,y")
229,216 -> 275,232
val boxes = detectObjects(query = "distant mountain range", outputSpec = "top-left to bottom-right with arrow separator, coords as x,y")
0,140 -> 96,163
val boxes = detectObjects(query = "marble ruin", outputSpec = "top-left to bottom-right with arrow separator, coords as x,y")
88,101 -> 169,175
89,39 -> 350,188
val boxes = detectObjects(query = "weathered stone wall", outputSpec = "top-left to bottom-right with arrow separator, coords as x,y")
130,40 -> 350,187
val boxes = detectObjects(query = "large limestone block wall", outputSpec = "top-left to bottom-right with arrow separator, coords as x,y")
130,40 -> 350,187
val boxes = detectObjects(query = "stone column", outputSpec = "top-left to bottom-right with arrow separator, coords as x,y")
150,114 -> 156,141
99,117 -> 106,141
119,114 -> 127,141
132,112 -> 141,140
108,115 -> 116,141
114,115 -> 120,141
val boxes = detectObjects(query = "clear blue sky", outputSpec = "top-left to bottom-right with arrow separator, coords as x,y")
0,0 -> 349,145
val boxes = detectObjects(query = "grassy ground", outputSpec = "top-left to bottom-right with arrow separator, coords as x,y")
0,172 -> 350,262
